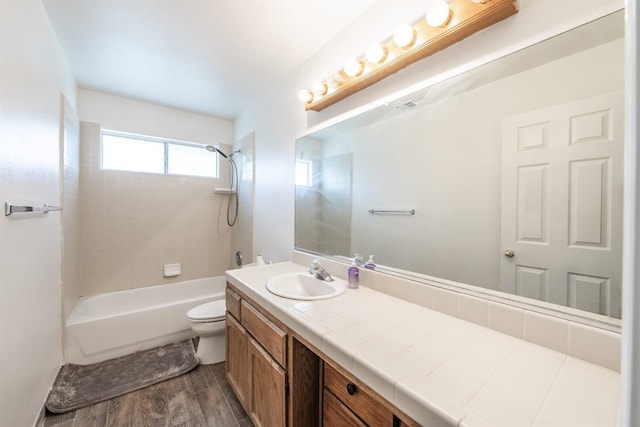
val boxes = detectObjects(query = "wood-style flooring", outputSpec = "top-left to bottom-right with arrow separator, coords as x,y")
44,362 -> 253,427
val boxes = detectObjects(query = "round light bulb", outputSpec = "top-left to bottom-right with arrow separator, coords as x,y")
426,0 -> 452,27
365,43 -> 387,64
330,72 -> 344,87
393,24 -> 416,48
343,58 -> 363,77
310,80 -> 327,97
297,89 -> 312,104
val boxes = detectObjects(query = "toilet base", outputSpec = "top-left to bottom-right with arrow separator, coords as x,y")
195,334 -> 225,365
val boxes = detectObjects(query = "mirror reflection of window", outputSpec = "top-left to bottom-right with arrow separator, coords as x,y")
295,159 -> 313,187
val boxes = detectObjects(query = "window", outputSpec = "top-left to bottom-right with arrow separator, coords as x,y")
101,131 -> 218,178
295,159 -> 312,187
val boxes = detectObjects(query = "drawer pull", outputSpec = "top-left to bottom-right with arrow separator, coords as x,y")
346,383 -> 357,396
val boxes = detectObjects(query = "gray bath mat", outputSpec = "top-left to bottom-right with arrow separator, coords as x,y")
46,340 -> 198,414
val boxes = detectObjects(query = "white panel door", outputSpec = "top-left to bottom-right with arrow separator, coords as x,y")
500,92 -> 623,317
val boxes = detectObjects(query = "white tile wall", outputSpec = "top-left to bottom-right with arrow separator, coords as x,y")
78,122 -> 233,296
524,311 -> 568,354
488,301 -> 525,339
568,321 -> 621,371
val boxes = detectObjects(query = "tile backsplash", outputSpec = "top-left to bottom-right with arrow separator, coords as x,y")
293,250 -> 621,372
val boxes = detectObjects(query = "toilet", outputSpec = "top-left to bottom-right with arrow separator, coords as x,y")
186,300 -> 226,365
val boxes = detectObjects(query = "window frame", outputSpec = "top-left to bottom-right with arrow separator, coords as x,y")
100,129 -> 220,178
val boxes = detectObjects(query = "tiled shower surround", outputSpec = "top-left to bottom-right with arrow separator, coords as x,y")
79,122 -> 233,296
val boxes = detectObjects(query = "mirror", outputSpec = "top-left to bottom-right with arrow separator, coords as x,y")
295,11 -> 625,324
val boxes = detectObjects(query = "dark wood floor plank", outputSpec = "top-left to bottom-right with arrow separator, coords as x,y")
187,364 -> 217,394
161,374 -> 205,426
73,400 -> 109,427
107,384 -> 169,427
44,410 -> 75,427
196,382 -> 239,427
167,389 -> 206,426
138,383 -> 172,427
48,420 -> 74,427
237,415 -> 254,427
211,363 -> 249,421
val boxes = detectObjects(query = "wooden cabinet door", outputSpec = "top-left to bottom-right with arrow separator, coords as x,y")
225,313 -> 250,410
249,336 -> 286,427
323,389 -> 366,427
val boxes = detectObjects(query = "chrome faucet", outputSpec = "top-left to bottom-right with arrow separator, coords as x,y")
309,259 -> 334,282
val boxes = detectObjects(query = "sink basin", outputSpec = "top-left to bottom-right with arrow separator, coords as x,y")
266,272 -> 347,300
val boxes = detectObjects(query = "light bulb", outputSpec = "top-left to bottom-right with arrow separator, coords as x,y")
365,43 -> 387,64
310,80 -> 327,97
297,89 -> 312,104
343,58 -> 363,77
426,0 -> 452,27
329,72 -> 344,87
393,24 -> 415,48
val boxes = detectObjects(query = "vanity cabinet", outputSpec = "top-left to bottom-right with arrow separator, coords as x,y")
225,286 -> 288,427
323,363 -> 419,427
248,336 -> 286,426
225,313 -> 250,408
225,283 -> 418,427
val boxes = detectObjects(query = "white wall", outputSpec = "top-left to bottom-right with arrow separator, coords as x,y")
78,88 -> 232,146
0,1 -> 76,426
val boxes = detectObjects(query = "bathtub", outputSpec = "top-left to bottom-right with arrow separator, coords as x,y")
64,276 -> 226,364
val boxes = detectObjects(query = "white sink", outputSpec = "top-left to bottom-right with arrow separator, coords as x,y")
266,272 -> 347,300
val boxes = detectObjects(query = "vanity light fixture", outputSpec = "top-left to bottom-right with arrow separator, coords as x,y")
343,58 -> 364,77
426,0 -> 452,28
310,80 -> 328,97
393,24 -> 416,48
298,0 -> 518,112
297,89 -> 313,104
365,43 -> 387,64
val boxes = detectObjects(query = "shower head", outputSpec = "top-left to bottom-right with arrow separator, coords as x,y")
204,145 -> 228,159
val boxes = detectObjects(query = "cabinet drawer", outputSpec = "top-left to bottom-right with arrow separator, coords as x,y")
323,388 -> 366,427
324,363 -> 394,426
226,287 -> 241,320
240,300 -> 287,366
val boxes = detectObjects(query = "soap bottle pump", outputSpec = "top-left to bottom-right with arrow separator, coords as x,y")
348,257 -> 360,289
364,255 -> 376,270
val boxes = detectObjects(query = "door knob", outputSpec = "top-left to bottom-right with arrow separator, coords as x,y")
504,249 -> 515,258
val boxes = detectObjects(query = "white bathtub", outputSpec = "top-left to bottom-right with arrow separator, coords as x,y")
64,276 -> 226,364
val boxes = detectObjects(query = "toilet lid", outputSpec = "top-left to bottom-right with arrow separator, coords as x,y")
187,300 -> 226,322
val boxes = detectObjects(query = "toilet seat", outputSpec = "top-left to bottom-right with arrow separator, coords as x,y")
187,300 -> 226,323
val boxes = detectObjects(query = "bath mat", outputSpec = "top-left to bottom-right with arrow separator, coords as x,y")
46,340 -> 198,413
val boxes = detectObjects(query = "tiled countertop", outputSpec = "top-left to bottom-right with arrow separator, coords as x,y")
226,262 -> 620,427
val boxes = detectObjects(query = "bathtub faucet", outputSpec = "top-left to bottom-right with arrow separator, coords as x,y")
309,259 -> 334,282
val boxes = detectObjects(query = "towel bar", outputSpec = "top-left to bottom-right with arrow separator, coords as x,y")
5,202 -> 62,216
368,209 -> 415,215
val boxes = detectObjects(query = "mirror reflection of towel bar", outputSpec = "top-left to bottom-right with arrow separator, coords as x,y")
368,209 -> 415,215
5,202 -> 62,216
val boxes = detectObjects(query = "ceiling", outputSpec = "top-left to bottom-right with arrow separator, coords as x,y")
42,0 -> 378,119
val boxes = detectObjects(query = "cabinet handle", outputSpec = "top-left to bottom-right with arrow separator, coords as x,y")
346,383 -> 357,395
